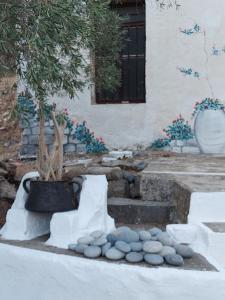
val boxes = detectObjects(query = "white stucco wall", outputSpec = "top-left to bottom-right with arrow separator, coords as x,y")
54,0 -> 225,148
1,243 -> 225,300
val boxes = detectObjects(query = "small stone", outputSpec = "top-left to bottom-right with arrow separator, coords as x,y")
150,236 -> 158,241
126,252 -> 143,263
175,244 -> 194,259
105,247 -> 125,260
113,227 -> 139,243
143,241 -> 163,254
74,244 -> 88,254
115,241 -> 131,253
144,254 -> 164,266
68,244 -> 77,251
101,242 -> 112,256
158,236 -> 174,247
106,233 -> 117,246
91,230 -> 104,239
84,246 -> 101,258
157,232 -> 174,246
77,235 -> 94,245
91,236 -> 107,247
165,254 -> 184,266
86,166 -> 122,180
149,227 -> 162,236
157,231 -> 170,240
135,161 -> 147,171
159,246 -> 176,257
139,231 -> 151,241
116,226 -> 131,232
129,242 -> 143,252
102,157 -> 117,163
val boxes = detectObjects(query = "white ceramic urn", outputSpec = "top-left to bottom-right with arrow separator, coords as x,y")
194,110 -> 225,154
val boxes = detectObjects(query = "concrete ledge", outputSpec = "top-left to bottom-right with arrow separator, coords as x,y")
108,198 -> 175,224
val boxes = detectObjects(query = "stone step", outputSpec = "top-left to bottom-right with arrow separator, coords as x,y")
107,197 -> 175,225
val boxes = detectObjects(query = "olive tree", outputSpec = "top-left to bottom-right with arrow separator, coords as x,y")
0,0 -> 122,180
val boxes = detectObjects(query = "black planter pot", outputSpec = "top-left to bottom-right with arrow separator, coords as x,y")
23,178 -> 82,213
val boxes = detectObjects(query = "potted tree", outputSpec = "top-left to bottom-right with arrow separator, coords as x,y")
0,0 -> 122,212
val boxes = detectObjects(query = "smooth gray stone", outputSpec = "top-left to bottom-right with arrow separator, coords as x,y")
150,236 -> 158,241
116,226 -> 131,232
115,241 -> 131,253
175,244 -> 194,258
157,232 -> 174,246
105,247 -> 125,260
78,235 -> 94,245
68,243 -> 77,251
102,242 -> 112,256
139,231 -> 151,241
91,236 -> 107,246
84,246 -> 101,258
75,244 -> 88,254
130,242 -> 143,252
113,228 -> 139,243
165,254 -> 184,266
143,241 -> 163,254
157,231 -> 170,240
144,254 -> 164,266
106,233 -> 117,246
91,230 -> 104,239
158,236 -> 174,247
135,161 -> 147,171
126,252 -> 143,263
149,227 -> 162,236
159,246 -> 176,257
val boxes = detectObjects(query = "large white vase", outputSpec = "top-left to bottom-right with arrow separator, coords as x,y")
194,110 -> 225,154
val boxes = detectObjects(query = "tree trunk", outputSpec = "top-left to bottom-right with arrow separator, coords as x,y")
36,109 -> 64,181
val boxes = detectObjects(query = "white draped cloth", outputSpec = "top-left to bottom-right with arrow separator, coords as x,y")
1,173 -> 115,249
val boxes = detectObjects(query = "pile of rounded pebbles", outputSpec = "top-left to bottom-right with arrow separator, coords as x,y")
68,227 -> 194,267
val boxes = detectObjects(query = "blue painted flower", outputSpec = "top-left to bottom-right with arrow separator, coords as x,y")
194,24 -> 201,32
194,72 -> 200,78
180,24 -> 201,36
212,46 -> 220,56
192,98 -> 225,117
163,115 -> 193,141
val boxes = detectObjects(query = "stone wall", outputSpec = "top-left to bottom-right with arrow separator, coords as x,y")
0,75 -> 16,129
0,75 -> 21,159
20,117 -> 86,158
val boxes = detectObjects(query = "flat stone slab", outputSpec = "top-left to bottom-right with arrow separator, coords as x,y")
143,155 -> 225,175
0,235 -> 217,272
203,223 -> 225,233
143,155 -> 225,193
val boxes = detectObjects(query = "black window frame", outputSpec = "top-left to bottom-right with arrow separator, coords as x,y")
96,0 -> 146,104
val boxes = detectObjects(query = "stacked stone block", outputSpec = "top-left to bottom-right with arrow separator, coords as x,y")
20,117 -> 86,158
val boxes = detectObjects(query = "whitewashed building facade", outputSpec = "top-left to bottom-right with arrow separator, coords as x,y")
54,0 -> 225,149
